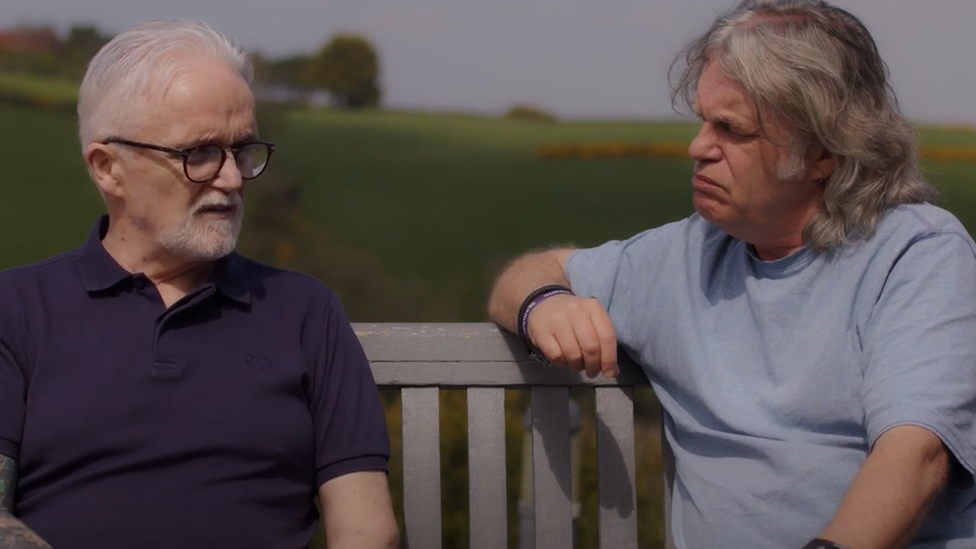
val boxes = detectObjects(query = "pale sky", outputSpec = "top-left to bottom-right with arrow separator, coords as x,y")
4,0 -> 974,123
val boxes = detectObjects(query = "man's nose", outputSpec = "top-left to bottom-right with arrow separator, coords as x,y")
688,123 -> 720,163
211,153 -> 244,192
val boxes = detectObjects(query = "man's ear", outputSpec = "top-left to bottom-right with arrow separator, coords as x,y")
85,143 -> 125,199
810,143 -> 836,182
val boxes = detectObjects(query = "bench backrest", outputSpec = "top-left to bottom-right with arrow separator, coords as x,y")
354,323 -> 675,549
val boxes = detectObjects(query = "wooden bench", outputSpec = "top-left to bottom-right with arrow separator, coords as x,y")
354,323 -> 676,549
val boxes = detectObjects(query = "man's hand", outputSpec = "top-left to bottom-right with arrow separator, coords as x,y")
527,294 -> 619,379
487,247 -> 620,378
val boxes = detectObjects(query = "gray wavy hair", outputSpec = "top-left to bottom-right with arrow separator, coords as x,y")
670,0 -> 937,251
78,20 -> 253,150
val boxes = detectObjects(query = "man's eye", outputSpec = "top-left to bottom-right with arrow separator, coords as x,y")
715,122 -> 736,134
187,146 -> 222,166
717,122 -> 756,139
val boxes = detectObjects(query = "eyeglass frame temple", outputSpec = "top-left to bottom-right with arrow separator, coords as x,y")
100,137 -> 276,182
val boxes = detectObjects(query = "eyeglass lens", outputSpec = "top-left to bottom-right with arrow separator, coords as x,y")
185,143 -> 271,182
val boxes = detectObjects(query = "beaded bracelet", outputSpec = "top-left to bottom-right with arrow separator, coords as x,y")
516,284 -> 574,362
802,539 -> 851,549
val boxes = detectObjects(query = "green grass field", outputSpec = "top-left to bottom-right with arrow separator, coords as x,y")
3,102 -> 976,320
0,104 -> 102,264
0,70 -> 78,110
274,109 -> 698,289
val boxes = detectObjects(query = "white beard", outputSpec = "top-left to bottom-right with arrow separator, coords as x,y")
157,194 -> 243,261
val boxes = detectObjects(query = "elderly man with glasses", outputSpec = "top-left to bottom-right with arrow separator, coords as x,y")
0,20 -> 398,549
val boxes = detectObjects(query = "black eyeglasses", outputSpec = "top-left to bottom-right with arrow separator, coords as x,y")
101,137 -> 276,183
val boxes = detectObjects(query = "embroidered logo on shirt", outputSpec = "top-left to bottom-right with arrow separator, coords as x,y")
246,353 -> 274,373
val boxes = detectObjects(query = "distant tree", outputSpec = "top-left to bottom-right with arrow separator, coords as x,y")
268,54 -> 314,89
503,104 -> 557,122
0,26 -> 60,75
302,34 -> 380,108
60,25 -> 112,79
250,51 -> 271,82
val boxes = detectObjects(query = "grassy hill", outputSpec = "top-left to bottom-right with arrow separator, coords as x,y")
274,109 -> 697,292
0,104 -> 102,265
3,102 -> 976,320
0,70 -> 78,110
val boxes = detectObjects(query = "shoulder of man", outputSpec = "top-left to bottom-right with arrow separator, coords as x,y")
0,248 -> 80,298
232,253 -> 340,304
873,203 -> 975,251
587,214 -> 708,254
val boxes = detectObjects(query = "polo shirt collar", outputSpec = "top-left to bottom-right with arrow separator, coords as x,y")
77,215 -> 251,305
78,216 -> 135,292
211,253 -> 251,306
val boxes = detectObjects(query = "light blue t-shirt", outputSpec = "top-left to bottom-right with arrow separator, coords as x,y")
566,204 -> 976,548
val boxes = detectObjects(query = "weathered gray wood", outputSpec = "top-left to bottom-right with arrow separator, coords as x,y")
401,388 -> 442,549
467,388 -> 507,549
662,424 -> 677,549
356,323 -> 649,387
530,387 -> 573,549
595,387 -> 639,549
369,361 -> 649,387
352,323 -> 670,548
355,323 -> 528,362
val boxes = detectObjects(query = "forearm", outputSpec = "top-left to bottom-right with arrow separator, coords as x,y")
0,456 -> 51,548
327,528 -> 399,549
817,425 -> 950,549
0,513 -> 52,549
321,471 -> 399,549
487,248 -> 575,332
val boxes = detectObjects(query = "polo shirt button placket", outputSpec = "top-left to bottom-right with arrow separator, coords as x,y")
152,313 -> 183,380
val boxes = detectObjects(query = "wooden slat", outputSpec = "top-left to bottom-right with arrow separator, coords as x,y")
467,388 -> 507,549
353,323 -> 666,547
530,387 -> 573,549
662,420 -> 677,549
595,387 -> 638,549
369,361 -> 649,387
401,388 -> 441,549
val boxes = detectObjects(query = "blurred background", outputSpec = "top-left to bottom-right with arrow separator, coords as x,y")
2,0 -> 975,547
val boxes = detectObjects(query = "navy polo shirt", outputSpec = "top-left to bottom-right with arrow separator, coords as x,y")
0,217 -> 390,549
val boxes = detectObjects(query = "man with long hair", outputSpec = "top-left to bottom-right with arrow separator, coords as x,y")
489,1 -> 975,547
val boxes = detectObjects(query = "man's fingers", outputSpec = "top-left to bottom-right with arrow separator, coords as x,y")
526,294 -> 616,377
552,329 -> 585,371
535,333 -> 564,366
591,309 -> 619,378
572,319 -> 605,378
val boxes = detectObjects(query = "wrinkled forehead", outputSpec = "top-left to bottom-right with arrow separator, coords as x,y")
139,58 -> 257,142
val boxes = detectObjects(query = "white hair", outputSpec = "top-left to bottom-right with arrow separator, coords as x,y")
671,0 -> 937,251
77,19 -> 253,149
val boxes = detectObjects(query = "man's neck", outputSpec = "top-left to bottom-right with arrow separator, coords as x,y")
751,240 -> 805,261
101,225 -> 214,308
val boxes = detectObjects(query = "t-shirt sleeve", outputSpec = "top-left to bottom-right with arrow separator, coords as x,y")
862,231 -> 976,482
564,240 -> 630,308
0,283 -> 25,460
308,293 -> 390,488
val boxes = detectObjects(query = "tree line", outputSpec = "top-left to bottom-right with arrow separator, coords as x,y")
0,24 -> 382,108
254,34 -> 381,108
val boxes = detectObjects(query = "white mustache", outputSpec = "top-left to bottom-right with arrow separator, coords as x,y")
192,193 -> 243,214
